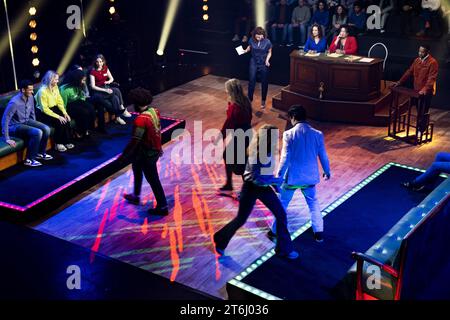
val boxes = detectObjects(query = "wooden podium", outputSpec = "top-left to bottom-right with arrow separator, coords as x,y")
272,51 -> 393,126
388,86 -> 434,144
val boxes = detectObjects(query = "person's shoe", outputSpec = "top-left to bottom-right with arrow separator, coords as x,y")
115,117 -> 126,125
65,143 -> 75,150
242,35 -> 248,43
148,206 -> 169,216
123,193 -> 140,205
219,184 -> 233,192
36,153 -> 53,160
24,159 -> 42,167
314,232 -> 324,243
55,144 -> 67,152
267,230 -> 277,241
402,181 -> 424,192
122,109 -> 132,118
232,34 -> 240,42
277,250 -> 299,260
261,102 -> 266,109
380,29 -> 385,34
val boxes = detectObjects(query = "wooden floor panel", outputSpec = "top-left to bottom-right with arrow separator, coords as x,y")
33,75 -> 450,299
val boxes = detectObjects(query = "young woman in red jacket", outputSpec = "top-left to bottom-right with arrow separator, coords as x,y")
216,78 -> 253,193
329,26 -> 358,55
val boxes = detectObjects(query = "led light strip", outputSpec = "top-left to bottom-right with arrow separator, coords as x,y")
228,162 -> 444,300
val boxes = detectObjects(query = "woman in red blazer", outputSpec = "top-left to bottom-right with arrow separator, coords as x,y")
329,26 -> 358,55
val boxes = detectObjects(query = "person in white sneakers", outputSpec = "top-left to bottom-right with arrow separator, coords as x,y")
2,80 -> 53,167
89,54 -> 130,126
35,71 -> 75,153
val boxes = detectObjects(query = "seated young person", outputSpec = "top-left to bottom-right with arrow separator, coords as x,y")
329,25 -> 358,54
303,23 -> 327,53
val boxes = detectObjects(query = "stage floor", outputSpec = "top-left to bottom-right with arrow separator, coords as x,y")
0,116 -> 184,214
31,75 -> 450,299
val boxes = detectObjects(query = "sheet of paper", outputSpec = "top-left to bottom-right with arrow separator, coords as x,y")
327,53 -> 343,58
305,52 -> 320,57
345,55 -> 362,61
359,57 -> 374,63
235,45 -> 246,55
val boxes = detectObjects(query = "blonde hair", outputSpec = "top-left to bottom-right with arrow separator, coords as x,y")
225,78 -> 252,115
41,70 -> 59,88
248,123 -> 279,160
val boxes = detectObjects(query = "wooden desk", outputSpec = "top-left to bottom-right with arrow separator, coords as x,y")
272,51 -> 391,126
289,51 -> 384,102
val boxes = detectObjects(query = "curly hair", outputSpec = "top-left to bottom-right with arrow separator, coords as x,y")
128,87 -> 153,110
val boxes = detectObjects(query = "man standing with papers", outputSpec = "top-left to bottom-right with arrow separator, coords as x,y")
329,26 -> 358,55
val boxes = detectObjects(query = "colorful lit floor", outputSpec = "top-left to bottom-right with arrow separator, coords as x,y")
32,75 -> 450,299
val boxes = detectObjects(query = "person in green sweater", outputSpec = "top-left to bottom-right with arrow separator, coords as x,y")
60,69 -> 97,139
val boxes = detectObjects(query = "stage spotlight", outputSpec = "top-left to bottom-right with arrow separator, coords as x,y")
157,49 -> 164,56
109,6 -> 116,15
202,14 -> 209,21
57,0 -> 102,74
29,19 -> 37,28
29,6 -> 36,16
254,0 -> 266,29
203,5 -> 208,11
156,0 -> 181,59
31,45 -> 38,53
30,32 -> 37,41
32,58 -> 39,66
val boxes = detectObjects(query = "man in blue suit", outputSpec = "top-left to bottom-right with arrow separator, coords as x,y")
270,105 -> 330,242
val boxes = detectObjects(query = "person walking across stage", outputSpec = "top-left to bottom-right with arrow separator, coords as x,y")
2,80 -> 53,167
269,105 -> 330,243
216,78 -> 253,193
214,124 -> 299,260
402,152 -> 450,191
393,44 -> 438,140
118,88 -> 168,216
244,26 -> 273,109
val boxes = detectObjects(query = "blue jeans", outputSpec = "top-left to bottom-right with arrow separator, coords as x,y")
271,24 -> 288,44
9,120 -> 51,160
214,181 -> 294,255
288,23 -> 307,45
248,61 -> 269,103
272,184 -> 323,233
414,152 -> 450,186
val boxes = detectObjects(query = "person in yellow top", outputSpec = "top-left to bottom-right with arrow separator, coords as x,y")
35,70 -> 74,152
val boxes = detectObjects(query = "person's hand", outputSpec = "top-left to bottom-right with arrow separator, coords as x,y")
265,60 -> 271,67
390,81 -> 400,88
323,172 -> 331,180
58,116 -> 67,124
6,139 -> 16,148
419,90 -> 426,95
105,88 -> 113,94
402,5 -> 411,11
336,49 -> 342,54
65,114 -> 71,122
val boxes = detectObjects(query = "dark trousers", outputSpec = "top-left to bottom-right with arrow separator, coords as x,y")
88,96 -> 107,130
214,181 -> 294,255
37,107 -> 71,145
66,100 -> 96,135
248,61 -> 269,103
10,120 -> 50,159
223,129 -> 251,187
92,88 -> 123,116
132,154 -> 167,208
412,94 -> 432,133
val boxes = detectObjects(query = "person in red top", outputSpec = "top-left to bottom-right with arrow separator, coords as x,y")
216,78 -> 253,193
329,26 -> 358,55
394,44 -> 438,135
89,54 -> 131,126
119,87 -> 168,216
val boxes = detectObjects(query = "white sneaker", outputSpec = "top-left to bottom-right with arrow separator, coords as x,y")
115,117 -> 126,125
24,159 -> 42,167
55,144 -> 67,152
65,144 -> 75,149
122,109 -> 132,118
36,153 -> 53,160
